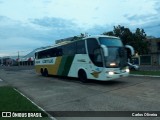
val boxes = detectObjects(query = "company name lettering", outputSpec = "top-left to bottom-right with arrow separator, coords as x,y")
42,59 -> 54,64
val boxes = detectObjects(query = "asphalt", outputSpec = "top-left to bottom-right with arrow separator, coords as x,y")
0,66 -> 160,120
0,78 -> 7,87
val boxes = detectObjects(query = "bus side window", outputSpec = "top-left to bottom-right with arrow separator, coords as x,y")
63,43 -> 76,55
87,38 -> 103,67
35,53 -> 38,59
57,47 -> 63,56
93,48 -> 103,67
76,40 -> 86,54
38,51 -> 44,59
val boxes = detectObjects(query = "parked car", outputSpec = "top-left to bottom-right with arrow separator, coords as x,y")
127,62 -> 139,70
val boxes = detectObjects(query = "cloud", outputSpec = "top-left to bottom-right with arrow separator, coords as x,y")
87,24 -> 113,35
154,0 -> 160,11
1,0 -> 160,57
42,0 -> 52,4
140,21 -> 160,37
125,14 -> 157,22
0,0 -> 3,3
0,16 -> 51,40
0,16 -> 53,56
0,16 -> 84,56
122,0 -> 160,37
31,17 -> 77,28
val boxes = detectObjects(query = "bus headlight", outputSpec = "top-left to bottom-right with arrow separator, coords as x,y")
109,71 -> 114,75
126,68 -> 130,73
110,62 -> 116,66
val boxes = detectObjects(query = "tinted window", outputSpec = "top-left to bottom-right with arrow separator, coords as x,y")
87,38 -> 99,54
87,38 -> 103,67
35,53 -> 38,59
37,47 -> 63,59
76,40 -> 86,54
63,42 -> 76,55
99,37 -> 123,47
157,42 -> 160,50
37,40 -> 86,59
93,48 -> 103,67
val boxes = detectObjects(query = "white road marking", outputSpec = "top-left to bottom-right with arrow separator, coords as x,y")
14,88 -> 56,120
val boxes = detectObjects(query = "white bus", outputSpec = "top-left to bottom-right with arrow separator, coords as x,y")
35,35 -> 134,82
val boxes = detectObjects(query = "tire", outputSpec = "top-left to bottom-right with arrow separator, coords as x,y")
40,68 -> 44,76
78,70 -> 88,83
44,69 -> 48,77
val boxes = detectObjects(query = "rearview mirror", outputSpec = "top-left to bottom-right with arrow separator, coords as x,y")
125,45 -> 135,56
101,45 -> 108,57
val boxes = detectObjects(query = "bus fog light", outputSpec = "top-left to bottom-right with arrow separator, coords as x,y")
126,69 -> 130,72
109,71 -> 114,75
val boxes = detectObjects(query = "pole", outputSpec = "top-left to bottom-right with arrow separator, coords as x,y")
18,51 -> 19,66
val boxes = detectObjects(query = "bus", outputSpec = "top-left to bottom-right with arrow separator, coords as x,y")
35,35 -> 134,82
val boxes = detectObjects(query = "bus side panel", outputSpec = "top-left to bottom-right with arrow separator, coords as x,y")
35,65 -> 41,74
57,56 -> 68,76
67,54 -> 108,80
56,55 -> 75,76
35,57 -> 62,75
48,56 -> 62,75
67,54 -> 90,78
61,56 -> 75,76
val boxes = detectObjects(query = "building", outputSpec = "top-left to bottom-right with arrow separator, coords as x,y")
0,56 -> 17,66
137,37 -> 160,66
131,37 -> 160,66
18,46 -> 50,66
147,37 -> 160,65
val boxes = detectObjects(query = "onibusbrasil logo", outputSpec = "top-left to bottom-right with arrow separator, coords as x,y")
1,112 -> 43,118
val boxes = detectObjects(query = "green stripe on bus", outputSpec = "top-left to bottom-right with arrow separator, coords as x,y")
57,56 -> 68,76
62,55 -> 75,76
57,55 -> 75,76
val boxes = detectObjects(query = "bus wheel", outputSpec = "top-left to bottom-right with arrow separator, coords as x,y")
44,69 -> 48,77
40,68 -> 44,76
78,70 -> 88,83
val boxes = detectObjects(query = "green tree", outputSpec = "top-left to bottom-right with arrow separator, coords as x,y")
103,25 -> 150,55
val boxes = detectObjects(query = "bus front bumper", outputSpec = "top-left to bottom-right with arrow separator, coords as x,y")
105,68 -> 130,80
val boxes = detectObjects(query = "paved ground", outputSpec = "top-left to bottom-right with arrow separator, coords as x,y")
0,66 -> 160,120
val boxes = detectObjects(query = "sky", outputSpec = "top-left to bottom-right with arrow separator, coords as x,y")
0,0 -> 160,57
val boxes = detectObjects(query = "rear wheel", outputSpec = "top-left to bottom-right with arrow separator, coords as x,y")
40,68 -> 44,76
78,70 -> 88,83
44,69 -> 48,77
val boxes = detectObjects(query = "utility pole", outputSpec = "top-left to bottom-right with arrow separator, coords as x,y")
18,51 -> 19,66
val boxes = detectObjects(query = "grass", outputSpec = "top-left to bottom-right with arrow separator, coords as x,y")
130,70 -> 160,76
0,86 -> 50,120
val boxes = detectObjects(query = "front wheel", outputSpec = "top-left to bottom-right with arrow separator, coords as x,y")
78,70 -> 88,83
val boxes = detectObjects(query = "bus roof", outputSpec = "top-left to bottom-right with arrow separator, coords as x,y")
85,35 -> 119,39
35,35 -> 120,53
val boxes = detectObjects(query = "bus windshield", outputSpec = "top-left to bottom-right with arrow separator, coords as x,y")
99,37 -> 123,47
99,37 -> 127,68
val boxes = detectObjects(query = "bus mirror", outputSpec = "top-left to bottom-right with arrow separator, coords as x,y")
101,45 -> 108,56
125,45 -> 135,56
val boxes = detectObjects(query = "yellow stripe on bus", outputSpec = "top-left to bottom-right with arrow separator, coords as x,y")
54,56 -> 62,75
35,56 -> 62,75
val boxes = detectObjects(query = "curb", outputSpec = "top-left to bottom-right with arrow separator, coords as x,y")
130,74 -> 160,78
